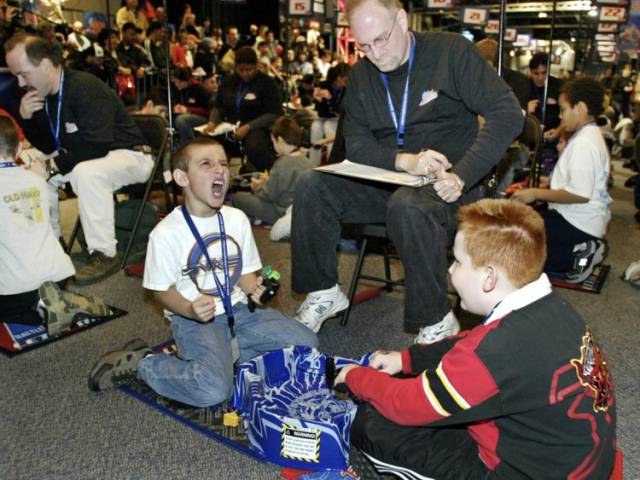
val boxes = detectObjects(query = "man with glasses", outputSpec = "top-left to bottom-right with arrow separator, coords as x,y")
291,0 -> 523,341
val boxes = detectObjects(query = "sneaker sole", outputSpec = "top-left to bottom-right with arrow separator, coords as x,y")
39,282 -> 75,336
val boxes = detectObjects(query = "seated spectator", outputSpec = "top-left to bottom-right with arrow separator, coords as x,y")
5,34 -> 154,284
91,28 -> 121,86
116,0 -> 148,37
336,199 -> 616,479
116,22 -> 149,80
232,117 -> 313,232
292,94 -> 317,147
204,46 -> 282,172
194,37 -> 218,77
171,29 -> 195,68
143,20 -> 167,74
512,79 -> 611,283
0,115 -> 110,334
88,137 -> 317,406
311,63 -> 350,152
295,50 -> 314,76
67,20 -> 91,52
170,66 -> 215,143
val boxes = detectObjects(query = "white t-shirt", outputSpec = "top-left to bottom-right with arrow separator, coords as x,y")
0,166 -> 75,294
143,206 -> 262,317
549,124 -> 611,238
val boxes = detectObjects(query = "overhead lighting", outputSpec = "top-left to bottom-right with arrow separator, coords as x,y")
538,11 -> 548,18
509,50 -> 515,57
588,8 -> 598,16
571,36 -> 576,42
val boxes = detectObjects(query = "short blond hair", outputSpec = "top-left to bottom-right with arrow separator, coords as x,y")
457,199 -> 546,288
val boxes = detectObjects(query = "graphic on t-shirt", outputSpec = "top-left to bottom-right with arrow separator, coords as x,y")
3,186 -> 44,226
182,232 -> 243,297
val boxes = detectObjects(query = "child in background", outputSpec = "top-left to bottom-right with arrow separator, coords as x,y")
232,117 -> 314,241
512,78 -> 611,283
89,137 -> 317,406
0,115 -> 110,334
335,199 -> 616,479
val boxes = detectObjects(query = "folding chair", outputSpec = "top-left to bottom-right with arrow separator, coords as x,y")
339,224 -> 404,327
65,114 -> 172,269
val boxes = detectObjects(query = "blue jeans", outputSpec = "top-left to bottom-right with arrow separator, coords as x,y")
175,113 -> 208,144
138,303 -> 318,407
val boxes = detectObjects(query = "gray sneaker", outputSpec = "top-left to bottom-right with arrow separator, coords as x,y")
39,282 -> 112,336
74,251 -> 120,286
88,339 -> 151,391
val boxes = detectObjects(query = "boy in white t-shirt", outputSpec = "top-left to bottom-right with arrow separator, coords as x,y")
0,115 -> 110,334
88,137 -> 317,407
512,79 -> 611,283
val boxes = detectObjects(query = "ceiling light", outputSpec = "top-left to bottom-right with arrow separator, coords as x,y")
538,11 -> 548,18
588,8 -> 598,16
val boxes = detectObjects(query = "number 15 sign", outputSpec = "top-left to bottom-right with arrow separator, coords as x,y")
289,0 -> 312,16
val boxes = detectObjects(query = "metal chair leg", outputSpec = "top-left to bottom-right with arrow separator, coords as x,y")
340,237 -> 368,327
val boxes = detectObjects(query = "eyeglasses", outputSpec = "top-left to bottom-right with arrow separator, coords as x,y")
355,11 -> 398,53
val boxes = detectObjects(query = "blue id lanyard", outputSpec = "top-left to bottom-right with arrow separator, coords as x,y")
181,206 -> 236,336
236,83 -> 249,112
0,161 -> 18,168
380,33 -> 415,148
44,69 -> 64,151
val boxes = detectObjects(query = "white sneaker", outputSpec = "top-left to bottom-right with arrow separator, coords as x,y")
270,205 -> 292,241
295,284 -> 349,333
414,311 -> 460,344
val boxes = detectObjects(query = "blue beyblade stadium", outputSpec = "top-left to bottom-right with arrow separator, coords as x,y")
233,346 -> 370,471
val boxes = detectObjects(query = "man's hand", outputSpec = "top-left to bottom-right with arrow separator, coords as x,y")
369,350 -> 402,375
396,149 -> 450,176
527,99 -> 539,114
334,364 -> 358,386
510,188 -> 538,204
203,122 -> 218,134
313,87 -> 331,102
19,90 -> 45,119
234,123 -> 251,140
434,170 -> 464,203
189,295 -> 216,323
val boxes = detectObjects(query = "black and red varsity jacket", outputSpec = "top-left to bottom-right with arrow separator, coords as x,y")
345,292 -> 616,479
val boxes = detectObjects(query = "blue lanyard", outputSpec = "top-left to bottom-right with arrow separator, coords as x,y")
44,69 -> 64,151
380,33 -> 415,148
181,206 -> 236,336
236,83 -> 249,112
0,161 -> 17,169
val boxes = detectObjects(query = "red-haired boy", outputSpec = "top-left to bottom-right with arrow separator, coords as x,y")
336,199 -> 616,479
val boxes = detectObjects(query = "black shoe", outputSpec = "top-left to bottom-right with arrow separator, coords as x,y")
88,339 -> 151,391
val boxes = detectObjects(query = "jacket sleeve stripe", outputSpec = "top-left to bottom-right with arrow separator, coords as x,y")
437,362 -> 471,410
421,372 -> 451,417
425,368 -> 465,416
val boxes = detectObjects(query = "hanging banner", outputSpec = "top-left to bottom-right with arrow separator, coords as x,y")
598,6 -> 627,22
513,33 -> 531,47
289,0 -> 313,15
461,6 -> 489,25
505,28 -> 517,41
485,19 -> 500,34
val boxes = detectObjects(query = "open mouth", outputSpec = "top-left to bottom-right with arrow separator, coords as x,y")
212,179 -> 226,197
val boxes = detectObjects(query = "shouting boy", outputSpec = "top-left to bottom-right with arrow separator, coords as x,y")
89,137 -> 317,406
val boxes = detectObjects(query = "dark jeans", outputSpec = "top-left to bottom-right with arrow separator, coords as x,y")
291,170 -> 480,331
351,403 -> 489,480
542,208 -> 596,273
